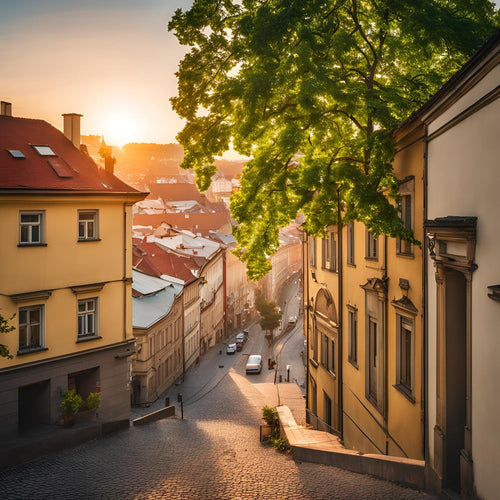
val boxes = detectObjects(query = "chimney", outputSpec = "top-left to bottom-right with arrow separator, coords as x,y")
62,113 -> 83,149
1,101 -> 12,116
105,154 -> 115,175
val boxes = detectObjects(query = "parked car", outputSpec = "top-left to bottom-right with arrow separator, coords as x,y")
245,355 -> 262,374
226,343 -> 237,354
235,332 -> 247,350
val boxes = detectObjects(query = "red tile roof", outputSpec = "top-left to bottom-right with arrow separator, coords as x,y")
147,183 -> 205,203
133,212 -> 232,235
133,242 -> 204,284
0,116 -> 144,194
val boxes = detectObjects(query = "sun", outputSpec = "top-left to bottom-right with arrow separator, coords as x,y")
104,113 -> 138,147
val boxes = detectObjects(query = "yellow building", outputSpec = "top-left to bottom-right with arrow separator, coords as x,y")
303,117 -> 425,460
0,107 -> 145,441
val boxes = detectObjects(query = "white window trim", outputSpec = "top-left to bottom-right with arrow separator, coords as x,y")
19,210 -> 45,245
78,210 -> 99,241
18,304 -> 45,353
77,297 -> 99,339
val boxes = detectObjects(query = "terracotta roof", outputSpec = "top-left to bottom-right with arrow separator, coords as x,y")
0,116 -> 143,194
133,212 -> 231,235
147,183 -> 206,203
133,241 -> 204,285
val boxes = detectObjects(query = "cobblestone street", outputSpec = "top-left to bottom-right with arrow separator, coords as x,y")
1,362 -> 437,500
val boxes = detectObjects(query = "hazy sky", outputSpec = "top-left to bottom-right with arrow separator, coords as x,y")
1,0 -> 193,146
1,1 -> 498,147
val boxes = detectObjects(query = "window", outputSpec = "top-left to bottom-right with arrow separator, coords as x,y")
78,298 -> 98,338
322,232 -> 337,272
32,145 -> 56,156
323,391 -> 332,428
366,229 -> 378,260
321,333 -> 335,374
19,211 -> 44,245
397,193 -> 413,255
8,149 -> 25,159
19,305 -> 44,352
368,317 -> 378,401
312,322 -> 319,364
78,210 -> 98,240
347,307 -> 358,367
309,236 -> 316,267
396,315 -> 414,399
347,223 -> 355,265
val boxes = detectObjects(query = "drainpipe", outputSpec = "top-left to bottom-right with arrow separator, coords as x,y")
123,203 -> 128,341
337,191 -> 344,441
303,230 -> 310,414
384,234 -> 389,443
423,125 -> 429,462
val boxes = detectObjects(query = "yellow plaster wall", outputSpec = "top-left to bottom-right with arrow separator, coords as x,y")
0,194 -> 139,370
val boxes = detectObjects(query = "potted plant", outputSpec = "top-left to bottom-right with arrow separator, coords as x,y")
60,389 -> 83,426
85,391 -> 100,410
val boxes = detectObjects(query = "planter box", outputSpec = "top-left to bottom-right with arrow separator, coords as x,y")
260,424 -> 273,442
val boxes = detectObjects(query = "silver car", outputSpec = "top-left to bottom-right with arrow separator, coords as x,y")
245,355 -> 262,374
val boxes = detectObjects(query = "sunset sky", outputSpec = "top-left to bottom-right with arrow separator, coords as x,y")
1,0 -> 193,147
2,1 -> 499,148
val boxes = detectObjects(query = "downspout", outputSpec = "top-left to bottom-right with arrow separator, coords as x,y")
337,191 -> 344,441
123,203 -> 128,341
303,230 -> 310,414
423,125 -> 429,462
384,234 -> 389,449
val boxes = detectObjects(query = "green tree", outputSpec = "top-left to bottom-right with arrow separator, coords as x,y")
255,291 -> 281,341
0,314 -> 15,359
169,0 -> 497,280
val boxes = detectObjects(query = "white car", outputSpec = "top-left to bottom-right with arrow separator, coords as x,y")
288,316 -> 297,325
245,355 -> 262,374
226,343 -> 237,354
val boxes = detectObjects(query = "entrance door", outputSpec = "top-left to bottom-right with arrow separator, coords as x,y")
445,268 -> 467,493
18,380 -> 50,432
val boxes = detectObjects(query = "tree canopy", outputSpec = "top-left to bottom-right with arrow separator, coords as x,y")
169,0 -> 497,280
0,314 -> 14,359
255,291 -> 281,335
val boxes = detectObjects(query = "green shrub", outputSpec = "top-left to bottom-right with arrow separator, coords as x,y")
60,389 -> 83,415
85,392 -> 100,410
270,435 -> 289,452
262,405 -> 278,426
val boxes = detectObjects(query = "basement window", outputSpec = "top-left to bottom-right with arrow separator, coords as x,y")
8,149 -> 25,159
32,145 -> 56,156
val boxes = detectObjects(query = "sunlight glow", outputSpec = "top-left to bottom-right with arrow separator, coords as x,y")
104,113 -> 139,147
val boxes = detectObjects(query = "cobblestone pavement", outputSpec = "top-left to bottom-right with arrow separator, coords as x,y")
1,365 -> 437,500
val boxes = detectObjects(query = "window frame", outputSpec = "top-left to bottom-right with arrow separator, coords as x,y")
320,332 -> 335,376
368,316 -> 378,403
395,314 -> 415,402
78,210 -> 99,241
347,306 -> 358,368
321,231 -> 337,272
365,229 -> 378,260
309,236 -> 317,268
77,297 -> 99,339
346,223 -> 355,266
19,210 -> 45,246
396,179 -> 415,256
18,304 -> 45,354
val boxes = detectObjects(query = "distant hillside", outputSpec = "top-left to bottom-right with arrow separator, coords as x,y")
121,143 -> 184,162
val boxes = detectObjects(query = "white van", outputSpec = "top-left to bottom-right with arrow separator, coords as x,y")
245,355 -> 262,374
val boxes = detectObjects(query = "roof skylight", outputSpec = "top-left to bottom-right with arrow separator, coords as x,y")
32,145 -> 56,156
7,149 -> 25,159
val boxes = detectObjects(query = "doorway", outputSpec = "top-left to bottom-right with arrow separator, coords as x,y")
18,380 -> 50,433
444,268 -> 467,493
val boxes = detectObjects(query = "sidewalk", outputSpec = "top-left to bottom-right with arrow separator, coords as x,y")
274,385 -> 426,492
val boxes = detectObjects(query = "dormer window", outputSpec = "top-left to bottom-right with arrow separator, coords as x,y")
32,145 -> 56,156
